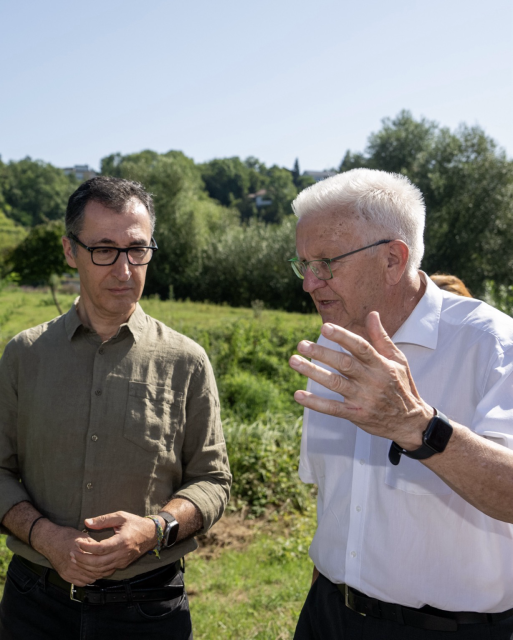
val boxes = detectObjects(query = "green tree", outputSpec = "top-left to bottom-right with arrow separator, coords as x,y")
4,220 -> 69,313
1,158 -> 78,227
0,211 -> 27,263
339,111 -> 513,296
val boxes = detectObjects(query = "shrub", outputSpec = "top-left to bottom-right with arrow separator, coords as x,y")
223,414 -> 315,517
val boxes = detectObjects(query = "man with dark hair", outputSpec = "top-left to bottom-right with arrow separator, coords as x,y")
0,176 -> 231,639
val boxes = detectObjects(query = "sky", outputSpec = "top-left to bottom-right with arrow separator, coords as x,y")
1,0 -> 512,173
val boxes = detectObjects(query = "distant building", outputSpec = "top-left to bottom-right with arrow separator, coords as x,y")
303,170 -> 337,182
248,189 -> 272,208
63,165 -> 97,181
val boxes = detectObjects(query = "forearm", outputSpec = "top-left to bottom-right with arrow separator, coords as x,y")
423,422 -> 513,523
2,501 -> 43,545
159,497 -> 203,542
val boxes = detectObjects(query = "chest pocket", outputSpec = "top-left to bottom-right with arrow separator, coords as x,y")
384,454 -> 451,495
124,381 -> 184,452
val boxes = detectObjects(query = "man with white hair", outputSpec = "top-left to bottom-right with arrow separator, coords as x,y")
288,168 -> 513,639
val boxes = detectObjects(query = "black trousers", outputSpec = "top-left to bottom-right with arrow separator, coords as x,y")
0,555 -> 193,640
294,574 -> 513,640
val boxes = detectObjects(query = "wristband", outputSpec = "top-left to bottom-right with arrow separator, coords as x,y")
28,516 -> 46,548
145,515 -> 163,558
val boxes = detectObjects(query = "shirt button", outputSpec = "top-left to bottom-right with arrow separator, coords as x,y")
91,434 -> 98,442
86,482 -> 93,490
98,348 -> 105,355
359,459 -> 365,465
356,505 -> 362,512
350,551 -> 357,558
95,389 -> 102,396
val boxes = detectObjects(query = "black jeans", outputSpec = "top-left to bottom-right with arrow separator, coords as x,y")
294,574 -> 513,640
0,555 -> 193,640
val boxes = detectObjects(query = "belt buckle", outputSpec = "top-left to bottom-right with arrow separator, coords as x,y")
70,583 -> 82,603
344,585 -> 366,617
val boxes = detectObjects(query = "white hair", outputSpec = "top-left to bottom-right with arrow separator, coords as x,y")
291,168 -> 425,272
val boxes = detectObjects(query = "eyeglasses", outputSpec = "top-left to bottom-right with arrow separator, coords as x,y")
289,239 -> 392,280
68,232 -> 158,266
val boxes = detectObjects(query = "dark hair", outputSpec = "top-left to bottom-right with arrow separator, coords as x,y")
65,176 -> 155,252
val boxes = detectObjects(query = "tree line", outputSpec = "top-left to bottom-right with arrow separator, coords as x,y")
1,110 -> 513,312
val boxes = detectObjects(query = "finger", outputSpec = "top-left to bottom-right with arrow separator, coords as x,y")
85,512 -> 125,530
296,340 -> 360,379
320,323 -> 380,364
366,312 -> 407,364
365,312 -> 422,400
289,355 -> 355,398
72,552 -> 120,572
294,390 -> 357,421
77,536 -> 120,555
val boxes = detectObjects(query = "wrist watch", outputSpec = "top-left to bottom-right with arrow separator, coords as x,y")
388,408 -> 453,466
158,511 -> 180,548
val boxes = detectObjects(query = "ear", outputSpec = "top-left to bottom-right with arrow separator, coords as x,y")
62,236 -> 77,269
384,240 -> 409,285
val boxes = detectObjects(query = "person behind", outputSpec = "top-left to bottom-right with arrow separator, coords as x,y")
0,176 -> 231,640
430,273 -> 472,297
287,168 -> 513,639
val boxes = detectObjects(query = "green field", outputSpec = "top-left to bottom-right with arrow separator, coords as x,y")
0,285 -> 320,638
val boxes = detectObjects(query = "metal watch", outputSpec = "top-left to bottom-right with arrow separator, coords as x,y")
388,408 -> 453,466
158,511 -> 180,548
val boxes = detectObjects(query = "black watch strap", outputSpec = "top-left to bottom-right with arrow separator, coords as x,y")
158,511 -> 179,548
388,408 -> 453,466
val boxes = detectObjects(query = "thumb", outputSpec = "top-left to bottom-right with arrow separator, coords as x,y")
85,512 -> 125,530
365,312 -> 405,364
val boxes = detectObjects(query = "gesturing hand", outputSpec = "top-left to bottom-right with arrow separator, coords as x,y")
70,511 -> 157,576
289,312 -> 433,450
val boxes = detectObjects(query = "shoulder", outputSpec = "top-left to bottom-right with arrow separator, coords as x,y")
4,314 -> 67,356
141,314 -> 208,366
439,293 -> 513,354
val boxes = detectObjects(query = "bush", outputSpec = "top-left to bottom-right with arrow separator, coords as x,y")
223,414 -> 315,517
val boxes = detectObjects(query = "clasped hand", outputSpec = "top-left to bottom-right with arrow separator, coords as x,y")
289,312 -> 432,449
66,511 -> 156,585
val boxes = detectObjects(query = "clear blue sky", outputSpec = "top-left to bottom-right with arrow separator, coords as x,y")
1,0 -> 512,173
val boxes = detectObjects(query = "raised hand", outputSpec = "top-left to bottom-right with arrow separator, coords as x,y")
289,312 -> 432,450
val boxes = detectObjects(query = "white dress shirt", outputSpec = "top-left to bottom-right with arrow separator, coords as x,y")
299,273 -> 513,612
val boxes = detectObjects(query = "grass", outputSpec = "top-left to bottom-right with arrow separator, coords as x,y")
187,515 -> 314,640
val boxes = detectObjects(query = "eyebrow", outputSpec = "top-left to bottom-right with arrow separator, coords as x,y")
91,237 -> 150,246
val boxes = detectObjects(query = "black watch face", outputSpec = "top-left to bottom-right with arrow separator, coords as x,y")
425,416 -> 453,451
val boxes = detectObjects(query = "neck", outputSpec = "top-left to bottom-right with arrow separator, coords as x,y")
76,298 -> 135,342
379,271 -> 425,339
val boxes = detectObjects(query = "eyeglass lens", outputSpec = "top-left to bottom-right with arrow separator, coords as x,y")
92,247 -> 153,266
292,260 -> 331,280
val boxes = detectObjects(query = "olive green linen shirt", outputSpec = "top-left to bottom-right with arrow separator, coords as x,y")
0,301 -> 231,579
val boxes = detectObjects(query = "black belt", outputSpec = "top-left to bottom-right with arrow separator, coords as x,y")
338,584 -> 513,632
17,556 -> 183,605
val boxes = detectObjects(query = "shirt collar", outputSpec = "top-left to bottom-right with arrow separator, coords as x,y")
64,298 -> 147,344
391,272 -> 443,350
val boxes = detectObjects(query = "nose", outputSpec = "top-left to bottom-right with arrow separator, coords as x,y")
111,251 -> 132,281
302,268 -> 328,293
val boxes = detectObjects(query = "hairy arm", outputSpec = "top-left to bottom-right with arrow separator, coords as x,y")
2,501 -> 103,586
69,498 -> 203,575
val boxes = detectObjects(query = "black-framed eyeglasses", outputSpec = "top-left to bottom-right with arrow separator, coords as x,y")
288,239 -> 392,280
68,232 -> 158,266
